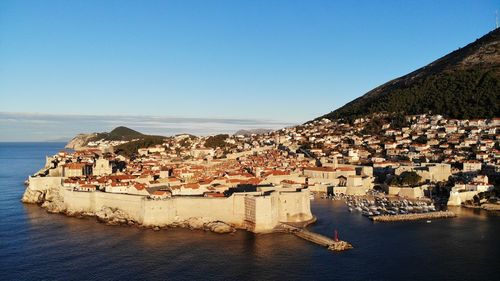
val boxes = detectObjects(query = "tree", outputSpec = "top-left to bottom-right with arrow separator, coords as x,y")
399,171 -> 422,187
205,134 -> 229,149
389,171 -> 422,187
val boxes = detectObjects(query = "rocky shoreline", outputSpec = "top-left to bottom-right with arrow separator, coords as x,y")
371,211 -> 456,222
463,203 -> 500,212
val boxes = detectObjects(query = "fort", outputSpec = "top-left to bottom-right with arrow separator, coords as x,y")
24,176 -> 314,233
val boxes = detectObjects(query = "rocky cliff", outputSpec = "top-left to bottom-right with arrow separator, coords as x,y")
65,133 -> 97,150
21,182 -> 66,213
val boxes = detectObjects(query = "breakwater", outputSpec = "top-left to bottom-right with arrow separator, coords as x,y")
371,211 -> 456,222
279,223 -> 353,251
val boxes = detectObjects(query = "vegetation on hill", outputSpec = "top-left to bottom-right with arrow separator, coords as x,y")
319,29 -> 500,122
93,126 -> 144,141
389,171 -> 422,187
205,134 -> 229,149
108,126 -> 143,138
113,136 -> 166,158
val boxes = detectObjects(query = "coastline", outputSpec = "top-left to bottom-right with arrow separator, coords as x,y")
21,176 -> 313,235
462,203 -> 500,212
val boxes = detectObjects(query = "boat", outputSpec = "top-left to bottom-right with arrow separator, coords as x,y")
362,211 -> 373,217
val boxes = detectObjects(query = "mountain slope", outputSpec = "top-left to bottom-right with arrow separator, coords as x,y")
94,126 -> 144,141
65,126 -> 164,150
319,28 -> 500,121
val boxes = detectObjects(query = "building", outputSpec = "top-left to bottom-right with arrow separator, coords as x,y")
463,161 -> 482,173
93,158 -> 112,176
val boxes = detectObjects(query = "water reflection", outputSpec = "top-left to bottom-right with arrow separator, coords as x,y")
14,188 -> 500,280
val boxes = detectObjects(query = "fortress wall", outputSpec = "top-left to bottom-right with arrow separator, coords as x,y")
142,195 -> 249,227
61,188 -> 312,232
398,187 -> 424,198
141,199 -> 176,226
28,177 -> 63,191
63,191 -> 145,222
278,190 -> 313,222
231,194 -> 247,223
252,194 -> 279,232
171,196 -> 242,225
63,189 -> 95,212
448,191 -> 478,206
94,192 -> 145,222
428,164 -> 451,182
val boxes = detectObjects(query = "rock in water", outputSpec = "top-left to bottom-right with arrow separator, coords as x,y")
95,207 -> 133,225
41,187 -> 66,213
206,221 -> 235,234
186,217 -> 205,230
21,188 -> 45,204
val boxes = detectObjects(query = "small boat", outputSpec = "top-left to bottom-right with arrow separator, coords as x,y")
426,220 -> 432,223
348,207 -> 353,212
362,211 -> 373,217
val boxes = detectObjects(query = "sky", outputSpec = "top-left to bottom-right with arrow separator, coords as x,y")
0,0 -> 499,141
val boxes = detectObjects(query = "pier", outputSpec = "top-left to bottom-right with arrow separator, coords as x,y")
278,223 -> 353,251
370,211 -> 456,222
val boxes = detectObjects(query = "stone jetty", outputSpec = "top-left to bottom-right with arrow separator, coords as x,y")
279,223 -> 353,251
371,211 -> 456,222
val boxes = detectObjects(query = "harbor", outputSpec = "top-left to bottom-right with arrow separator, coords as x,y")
316,192 -> 458,223
344,195 -> 439,216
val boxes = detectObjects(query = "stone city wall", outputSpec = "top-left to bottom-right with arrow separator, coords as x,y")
62,187 -> 313,233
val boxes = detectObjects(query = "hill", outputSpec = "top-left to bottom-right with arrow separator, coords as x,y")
319,28 -> 500,122
65,126 -> 165,152
93,126 -> 144,141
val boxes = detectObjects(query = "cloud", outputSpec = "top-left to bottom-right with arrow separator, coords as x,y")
0,112 -> 295,141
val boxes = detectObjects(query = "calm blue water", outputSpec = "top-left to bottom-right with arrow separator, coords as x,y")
0,142 -> 499,281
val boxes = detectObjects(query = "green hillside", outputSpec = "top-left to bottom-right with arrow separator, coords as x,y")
93,126 -> 145,141
319,29 -> 500,122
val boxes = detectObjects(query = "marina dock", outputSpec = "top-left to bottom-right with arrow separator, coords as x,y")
371,211 -> 456,222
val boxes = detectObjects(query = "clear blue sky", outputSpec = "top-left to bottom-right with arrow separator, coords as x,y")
0,0 -> 498,140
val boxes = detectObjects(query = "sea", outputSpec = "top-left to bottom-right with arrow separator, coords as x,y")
1,142 -> 499,281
